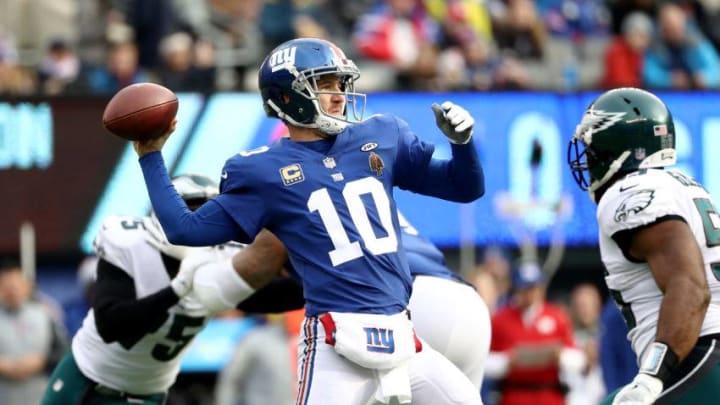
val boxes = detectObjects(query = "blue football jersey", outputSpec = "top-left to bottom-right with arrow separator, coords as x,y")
397,211 -> 457,280
214,114 -> 437,316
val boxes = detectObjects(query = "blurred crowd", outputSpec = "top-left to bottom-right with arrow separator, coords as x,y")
1,0 -> 720,96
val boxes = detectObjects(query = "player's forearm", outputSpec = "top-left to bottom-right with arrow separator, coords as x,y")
95,287 -> 179,344
412,145 -> 485,202
94,259 -> 180,344
445,143 -> 485,202
139,152 -> 243,245
232,229 -> 287,289
655,274 -> 709,361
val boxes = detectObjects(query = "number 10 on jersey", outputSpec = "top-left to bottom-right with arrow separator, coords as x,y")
308,177 -> 398,266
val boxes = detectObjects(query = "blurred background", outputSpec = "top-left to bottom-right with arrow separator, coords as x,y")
2,0 -> 719,404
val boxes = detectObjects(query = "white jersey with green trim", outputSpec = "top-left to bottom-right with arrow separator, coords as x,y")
597,169 -> 720,361
71,215 -> 243,395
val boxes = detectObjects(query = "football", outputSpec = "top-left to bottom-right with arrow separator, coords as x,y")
102,83 -> 178,141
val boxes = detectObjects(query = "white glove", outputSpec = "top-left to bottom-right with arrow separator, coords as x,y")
431,101 -> 474,145
145,216 -> 191,260
171,247 -> 217,297
611,374 -> 663,405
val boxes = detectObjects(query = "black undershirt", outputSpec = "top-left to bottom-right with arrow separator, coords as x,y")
93,258 -> 180,349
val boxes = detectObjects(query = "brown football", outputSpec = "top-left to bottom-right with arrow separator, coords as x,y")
102,83 -> 178,141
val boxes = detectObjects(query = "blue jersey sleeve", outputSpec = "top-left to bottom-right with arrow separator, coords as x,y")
139,152 -> 246,245
212,155 -> 270,241
393,116 -> 485,202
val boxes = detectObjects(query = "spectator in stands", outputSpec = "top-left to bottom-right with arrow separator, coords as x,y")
292,0 -> 357,52
157,32 -> 216,92
605,0 -> 657,35
600,11 -> 653,88
470,246 -> 512,313
62,256 -> 98,336
0,259 -> 54,405
485,260 -> 586,405
598,299 -> 638,395
173,0 -> 264,90
680,0 -> 720,54
426,0 -> 494,48
38,38 -> 81,95
352,0 -> 441,90
491,0 -> 547,60
113,0 -> 178,71
644,2 -> 720,89
0,32 -> 36,95
84,39 -> 152,94
214,310 -> 304,405
564,283 -> 605,405
537,0 -> 610,40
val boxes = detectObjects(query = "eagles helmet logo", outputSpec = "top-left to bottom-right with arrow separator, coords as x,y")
575,108 -> 627,144
614,190 -> 655,222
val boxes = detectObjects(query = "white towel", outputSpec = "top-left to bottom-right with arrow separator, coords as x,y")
372,364 -> 412,404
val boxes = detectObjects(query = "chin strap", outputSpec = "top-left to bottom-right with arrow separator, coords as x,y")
589,150 -> 631,202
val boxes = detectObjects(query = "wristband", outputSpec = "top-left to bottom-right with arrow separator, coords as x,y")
639,341 -> 678,383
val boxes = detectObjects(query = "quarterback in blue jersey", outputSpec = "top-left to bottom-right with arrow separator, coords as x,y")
192,210 -> 492,391
134,37 -> 485,404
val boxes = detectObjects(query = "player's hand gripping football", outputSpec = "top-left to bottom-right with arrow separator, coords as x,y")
611,374 -> 663,405
431,101 -> 474,145
133,118 -> 177,157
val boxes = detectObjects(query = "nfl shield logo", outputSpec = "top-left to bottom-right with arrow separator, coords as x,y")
323,157 -> 336,169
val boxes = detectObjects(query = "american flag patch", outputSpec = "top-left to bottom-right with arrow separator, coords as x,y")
653,125 -> 668,136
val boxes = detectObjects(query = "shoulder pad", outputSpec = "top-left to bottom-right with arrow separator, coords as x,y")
93,215 -> 153,271
598,171 -> 684,236
238,145 -> 270,158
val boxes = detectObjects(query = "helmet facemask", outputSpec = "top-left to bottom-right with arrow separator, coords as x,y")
568,122 -> 632,203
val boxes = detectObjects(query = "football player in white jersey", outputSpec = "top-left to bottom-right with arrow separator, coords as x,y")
40,174 -> 258,405
567,87 -> 720,405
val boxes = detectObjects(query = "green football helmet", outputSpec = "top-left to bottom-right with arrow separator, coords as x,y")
567,87 -> 676,202
172,174 -> 218,211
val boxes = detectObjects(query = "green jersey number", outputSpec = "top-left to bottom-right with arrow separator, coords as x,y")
694,198 -> 720,282
693,198 -> 720,247
151,314 -> 206,361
